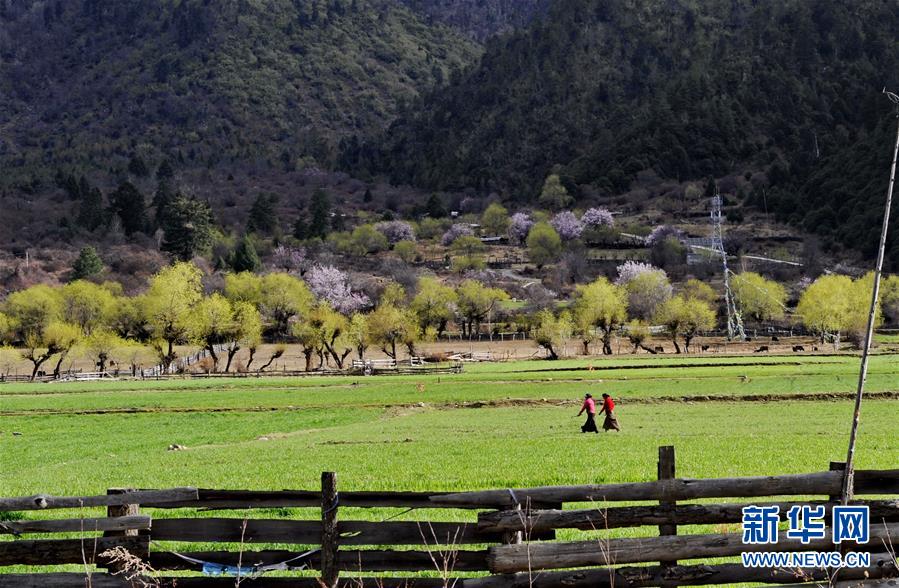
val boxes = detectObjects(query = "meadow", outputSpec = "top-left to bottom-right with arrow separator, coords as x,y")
2,353 -> 897,494
1,353 -> 897,579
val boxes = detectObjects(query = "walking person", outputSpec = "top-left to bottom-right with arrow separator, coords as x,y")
599,393 -> 621,432
577,393 -> 598,433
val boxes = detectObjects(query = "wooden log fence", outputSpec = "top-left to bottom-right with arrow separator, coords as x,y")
148,488 -> 502,509
0,515 -> 150,535
431,468 -> 899,507
1,450 -> 896,588
487,522 -> 899,573
464,553 -> 899,588
149,517 -> 522,546
771,580 -> 899,588
0,536 -> 149,566
477,499 -> 899,533
146,547 -> 492,572
0,574 -> 455,587
0,487 -> 198,511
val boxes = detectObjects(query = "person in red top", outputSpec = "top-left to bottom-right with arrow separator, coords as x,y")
599,393 -> 621,431
577,393 -> 598,433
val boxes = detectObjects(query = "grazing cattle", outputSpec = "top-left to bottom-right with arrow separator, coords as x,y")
754,346 -> 769,353
772,336 -> 780,342
793,345 -> 805,352
654,346 -> 665,353
701,345 -> 710,352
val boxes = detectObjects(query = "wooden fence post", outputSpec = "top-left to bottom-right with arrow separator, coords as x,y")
502,502 -> 523,545
105,488 -> 140,574
321,472 -> 339,588
658,446 -> 677,569
830,462 -> 846,502
104,489 -> 139,537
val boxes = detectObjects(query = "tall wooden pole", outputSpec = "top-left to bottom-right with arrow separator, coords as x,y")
321,472 -> 339,588
840,91 -> 899,505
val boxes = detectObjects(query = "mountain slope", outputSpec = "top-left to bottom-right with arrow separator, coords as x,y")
0,0 -> 479,187
398,0 -> 550,40
373,0 -> 898,265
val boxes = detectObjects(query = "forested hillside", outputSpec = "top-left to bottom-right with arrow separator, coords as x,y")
398,0 -> 550,40
372,0 -> 899,265
0,0 -> 478,187
1,0 -> 897,270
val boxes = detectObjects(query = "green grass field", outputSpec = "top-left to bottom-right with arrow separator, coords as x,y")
876,332 -> 899,344
2,354 -> 897,493
1,353 -> 897,579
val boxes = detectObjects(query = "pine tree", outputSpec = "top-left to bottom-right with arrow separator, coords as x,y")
63,174 -> 80,200
152,179 -> 175,229
108,181 -> 147,235
292,215 -> 309,240
76,178 -> 105,231
231,235 -> 261,272
128,155 -> 149,177
156,159 -> 174,180
71,246 -> 104,280
308,188 -> 331,239
246,193 -> 279,235
704,177 -> 717,198
161,195 -> 215,260
426,193 -> 446,218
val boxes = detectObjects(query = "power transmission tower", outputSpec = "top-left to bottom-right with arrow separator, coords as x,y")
712,192 -> 745,341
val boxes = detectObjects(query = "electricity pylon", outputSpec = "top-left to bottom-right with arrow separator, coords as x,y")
712,191 -> 745,341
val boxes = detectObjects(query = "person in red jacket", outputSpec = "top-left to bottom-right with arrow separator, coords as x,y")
577,393 -> 598,433
599,393 -> 621,431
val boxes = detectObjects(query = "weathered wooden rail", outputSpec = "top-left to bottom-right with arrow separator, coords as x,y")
487,522 -> 899,572
1,449 -> 897,587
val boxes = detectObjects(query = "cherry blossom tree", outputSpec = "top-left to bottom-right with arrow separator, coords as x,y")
375,220 -> 416,244
581,207 -> 614,228
615,261 -> 673,320
305,265 -> 370,315
550,211 -> 584,241
615,261 -> 657,285
508,212 -> 533,245
442,223 -> 474,246
270,245 -> 306,273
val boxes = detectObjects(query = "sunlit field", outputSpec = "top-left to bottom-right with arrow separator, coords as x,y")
3,354 -> 897,494
1,353 -> 897,581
